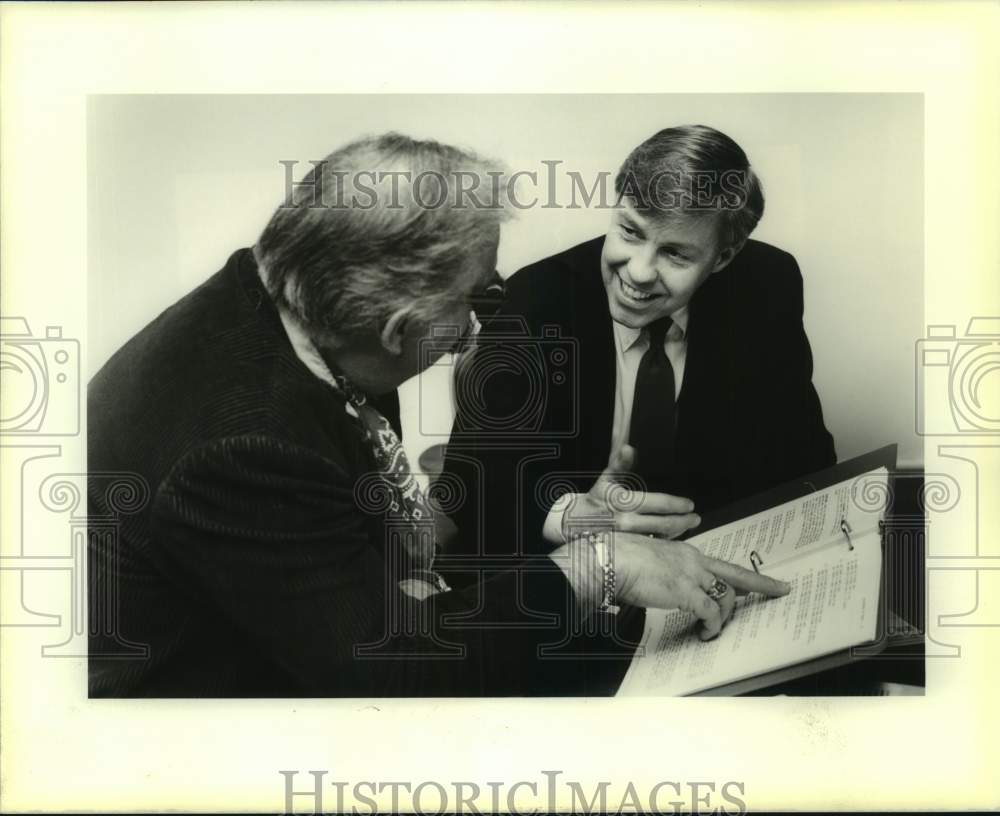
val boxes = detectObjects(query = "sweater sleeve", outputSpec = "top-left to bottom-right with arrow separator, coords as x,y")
149,434 -> 606,695
150,434 -> 393,691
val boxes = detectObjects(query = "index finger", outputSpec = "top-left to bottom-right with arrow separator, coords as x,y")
702,556 -> 792,598
630,492 -> 696,515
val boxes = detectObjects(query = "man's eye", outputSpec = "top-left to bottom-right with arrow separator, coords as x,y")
620,224 -> 638,238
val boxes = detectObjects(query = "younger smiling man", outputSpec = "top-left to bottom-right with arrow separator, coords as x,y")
444,124 -> 836,561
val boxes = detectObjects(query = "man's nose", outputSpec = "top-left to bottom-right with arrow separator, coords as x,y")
626,248 -> 658,286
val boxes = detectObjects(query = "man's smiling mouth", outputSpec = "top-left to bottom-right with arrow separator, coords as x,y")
618,273 -> 661,303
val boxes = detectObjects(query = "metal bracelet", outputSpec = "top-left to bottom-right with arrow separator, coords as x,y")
578,530 -> 618,614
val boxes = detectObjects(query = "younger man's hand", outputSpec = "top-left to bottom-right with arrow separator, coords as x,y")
555,444 -> 701,542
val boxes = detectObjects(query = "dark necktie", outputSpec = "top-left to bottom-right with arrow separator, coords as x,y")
628,316 -> 676,487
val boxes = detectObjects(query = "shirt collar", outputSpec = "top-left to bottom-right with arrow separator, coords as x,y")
612,306 -> 689,353
258,261 -> 341,390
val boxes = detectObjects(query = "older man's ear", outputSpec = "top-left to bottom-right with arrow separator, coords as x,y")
380,306 -> 412,356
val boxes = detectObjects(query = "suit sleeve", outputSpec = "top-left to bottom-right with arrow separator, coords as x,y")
440,265 -> 578,563
440,327 -> 566,564
150,434 -> 587,695
754,255 -> 837,480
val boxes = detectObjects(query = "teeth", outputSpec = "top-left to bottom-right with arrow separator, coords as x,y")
620,276 -> 656,301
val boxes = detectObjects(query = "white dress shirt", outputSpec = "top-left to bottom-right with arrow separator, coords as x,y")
543,306 -> 690,542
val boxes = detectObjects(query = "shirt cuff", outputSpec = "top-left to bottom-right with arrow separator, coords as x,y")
542,492 -> 583,544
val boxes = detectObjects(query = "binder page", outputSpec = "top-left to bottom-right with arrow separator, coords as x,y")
689,467 -> 888,567
617,532 -> 882,696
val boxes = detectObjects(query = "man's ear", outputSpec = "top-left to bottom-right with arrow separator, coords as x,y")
380,306 -> 412,356
712,238 -> 746,274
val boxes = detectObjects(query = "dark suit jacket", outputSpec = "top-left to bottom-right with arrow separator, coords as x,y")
88,248 -> 624,697
442,236 -> 836,560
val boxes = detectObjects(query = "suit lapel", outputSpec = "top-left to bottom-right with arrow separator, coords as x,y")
572,245 -> 616,471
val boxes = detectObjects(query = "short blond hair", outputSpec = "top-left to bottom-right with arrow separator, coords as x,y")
615,124 -> 764,249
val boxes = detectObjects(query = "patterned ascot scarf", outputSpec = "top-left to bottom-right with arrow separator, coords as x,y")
266,287 -> 442,579
332,374 -> 439,573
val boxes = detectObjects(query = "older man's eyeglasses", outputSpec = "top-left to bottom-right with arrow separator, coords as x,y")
447,270 -> 506,356
468,270 -> 506,322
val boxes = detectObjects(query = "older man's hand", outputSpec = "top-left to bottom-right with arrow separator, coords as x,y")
616,535 -> 790,639
551,533 -> 791,641
551,444 -> 701,542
